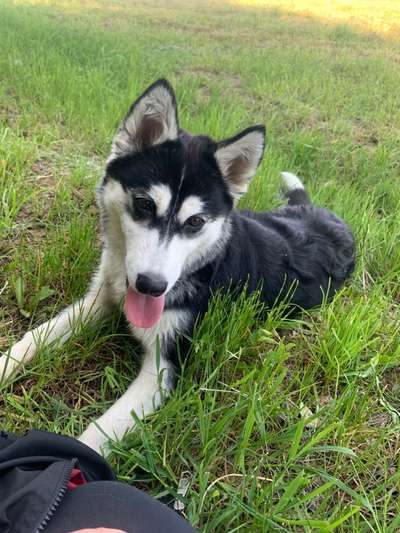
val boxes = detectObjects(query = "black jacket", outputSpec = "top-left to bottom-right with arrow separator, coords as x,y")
0,429 -> 116,533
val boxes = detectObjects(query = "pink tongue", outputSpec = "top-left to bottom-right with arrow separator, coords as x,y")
124,287 -> 165,328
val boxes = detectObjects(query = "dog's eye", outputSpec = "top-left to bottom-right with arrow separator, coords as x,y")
134,197 -> 154,214
185,215 -> 206,230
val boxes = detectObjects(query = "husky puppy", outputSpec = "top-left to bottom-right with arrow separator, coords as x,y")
0,79 -> 355,453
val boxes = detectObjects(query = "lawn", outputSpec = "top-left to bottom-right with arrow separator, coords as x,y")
1,0 -> 400,531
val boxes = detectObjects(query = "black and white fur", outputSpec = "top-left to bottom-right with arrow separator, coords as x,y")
0,80 -> 355,453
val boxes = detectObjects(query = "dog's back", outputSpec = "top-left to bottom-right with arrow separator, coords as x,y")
203,172 -> 355,313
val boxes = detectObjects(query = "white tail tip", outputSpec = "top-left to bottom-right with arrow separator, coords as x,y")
281,171 -> 305,191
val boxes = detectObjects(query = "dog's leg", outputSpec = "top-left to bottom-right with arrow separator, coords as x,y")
0,255 -> 115,383
78,345 -> 174,454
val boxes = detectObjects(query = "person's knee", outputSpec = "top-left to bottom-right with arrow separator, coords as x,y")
69,529 -> 127,533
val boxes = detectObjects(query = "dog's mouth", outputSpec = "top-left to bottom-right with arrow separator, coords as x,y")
124,286 -> 165,329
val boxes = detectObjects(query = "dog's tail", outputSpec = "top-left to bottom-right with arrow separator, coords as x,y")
281,171 -> 311,206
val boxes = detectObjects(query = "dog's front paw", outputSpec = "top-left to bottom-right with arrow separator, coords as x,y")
0,354 -> 11,385
78,422 -> 112,456
0,335 -> 36,384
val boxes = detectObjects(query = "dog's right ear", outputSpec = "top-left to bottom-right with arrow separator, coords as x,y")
109,79 -> 178,160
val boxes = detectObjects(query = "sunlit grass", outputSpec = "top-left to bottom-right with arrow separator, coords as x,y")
230,0 -> 400,36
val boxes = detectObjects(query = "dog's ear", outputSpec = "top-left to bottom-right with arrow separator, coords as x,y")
215,126 -> 265,201
109,79 -> 178,160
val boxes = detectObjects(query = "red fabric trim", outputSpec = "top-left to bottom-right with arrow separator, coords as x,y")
67,467 -> 87,490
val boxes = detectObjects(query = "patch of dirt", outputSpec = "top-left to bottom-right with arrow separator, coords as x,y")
13,153 -> 98,242
367,412 -> 392,428
10,157 -> 58,230
176,67 -> 254,113
181,66 -> 244,89
350,118 -> 380,150
0,101 -> 19,127
31,158 -> 56,186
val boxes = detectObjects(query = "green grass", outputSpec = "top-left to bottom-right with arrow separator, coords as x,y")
1,0 -> 400,531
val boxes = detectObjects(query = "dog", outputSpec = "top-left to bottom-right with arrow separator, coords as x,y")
0,79 -> 355,453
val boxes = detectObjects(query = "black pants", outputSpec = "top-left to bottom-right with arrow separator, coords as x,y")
44,481 -> 196,533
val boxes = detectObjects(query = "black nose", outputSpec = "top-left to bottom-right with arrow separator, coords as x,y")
136,273 -> 168,297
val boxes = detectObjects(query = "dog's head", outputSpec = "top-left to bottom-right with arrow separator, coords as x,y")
102,79 -> 265,328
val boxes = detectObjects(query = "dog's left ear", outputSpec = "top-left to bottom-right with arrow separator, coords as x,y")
109,79 -> 178,160
215,126 -> 265,201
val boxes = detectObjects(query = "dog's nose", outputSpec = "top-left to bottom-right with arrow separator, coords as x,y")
136,273 -> 168,297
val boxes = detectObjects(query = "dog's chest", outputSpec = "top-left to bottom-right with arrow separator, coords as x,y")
128,309 -> 190,350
